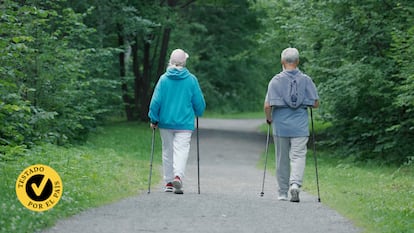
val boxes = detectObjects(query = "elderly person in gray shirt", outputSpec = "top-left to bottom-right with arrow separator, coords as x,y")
264,48 -> 319,202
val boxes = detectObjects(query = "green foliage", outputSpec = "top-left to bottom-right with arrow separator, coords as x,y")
1,0 -> 267,160
388,24 -> 414,162
74,0 -> 166,121
0,122 -> 160,233
2,0 -> 413,165
256,0 -> 414,164
0,0 -> 120,159
169,0 -> 266,113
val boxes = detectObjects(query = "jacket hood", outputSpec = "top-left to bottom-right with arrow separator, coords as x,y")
166,67 -> 191,80
282,69 -> 300,79
267,68 -> 317,108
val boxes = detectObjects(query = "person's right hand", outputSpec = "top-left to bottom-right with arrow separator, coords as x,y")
150,123 -> 158,129
266,119 -> 272,125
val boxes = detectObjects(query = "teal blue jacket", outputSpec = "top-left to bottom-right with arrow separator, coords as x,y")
148,67 -> 206,130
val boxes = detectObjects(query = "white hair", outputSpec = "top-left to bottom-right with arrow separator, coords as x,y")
169,49 -> 189,68
281,48 -> 299,64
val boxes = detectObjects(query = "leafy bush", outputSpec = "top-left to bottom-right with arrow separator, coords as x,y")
0,1 -> 121,160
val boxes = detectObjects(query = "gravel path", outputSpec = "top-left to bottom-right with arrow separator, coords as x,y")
43,118 -> 361,233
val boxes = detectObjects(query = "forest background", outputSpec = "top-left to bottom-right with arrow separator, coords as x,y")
1,0 -> 413,165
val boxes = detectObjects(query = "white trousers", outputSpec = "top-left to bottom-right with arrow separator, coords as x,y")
274,136 -> 308,195
160,129 -> 192,184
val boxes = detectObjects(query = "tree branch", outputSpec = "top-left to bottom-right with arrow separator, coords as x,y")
181,0 -> 196,8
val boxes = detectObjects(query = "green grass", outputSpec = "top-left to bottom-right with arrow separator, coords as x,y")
259,130 -> 414,233
0,121 -> 161,233
307,154 -> 414,233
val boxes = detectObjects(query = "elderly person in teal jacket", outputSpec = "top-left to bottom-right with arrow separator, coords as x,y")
148,49 -> 206,194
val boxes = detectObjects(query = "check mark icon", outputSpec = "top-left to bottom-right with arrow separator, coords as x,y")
31,176 -> 49,196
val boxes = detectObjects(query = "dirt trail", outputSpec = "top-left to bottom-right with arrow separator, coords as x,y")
43,118 -> 360,233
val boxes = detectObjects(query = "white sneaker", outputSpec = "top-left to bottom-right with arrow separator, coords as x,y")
164,183 -> 173,192
290,183 -> 300,202
278,194 -> 288,201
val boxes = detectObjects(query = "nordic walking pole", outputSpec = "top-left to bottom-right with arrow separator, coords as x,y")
147,127 -> 155,194
260,123 -> 271,197
310,108 -> 321,202
196,117 -> 200,194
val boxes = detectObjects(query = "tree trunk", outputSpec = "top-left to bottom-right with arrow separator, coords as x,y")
132,36 -> 152,121
118,25 -> 134,121
132,36 -> 141,120
156,27 -> 171,80
139,40 -> 152,121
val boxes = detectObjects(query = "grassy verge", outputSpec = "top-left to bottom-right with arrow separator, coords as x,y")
259,127 -> 413,233
305,153 -> 413,233
0,121 -> 161,233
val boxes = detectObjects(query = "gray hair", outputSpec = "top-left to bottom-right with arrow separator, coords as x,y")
281,48 -> 299,64
169,49 -> 189,68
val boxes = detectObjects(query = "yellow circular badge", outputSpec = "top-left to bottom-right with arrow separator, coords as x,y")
15,164 -> 63,212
